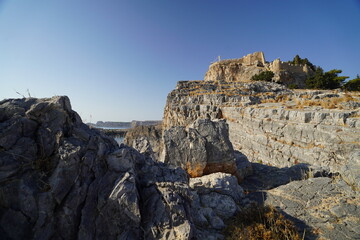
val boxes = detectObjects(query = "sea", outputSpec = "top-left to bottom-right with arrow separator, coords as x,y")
94,126 -> 127,146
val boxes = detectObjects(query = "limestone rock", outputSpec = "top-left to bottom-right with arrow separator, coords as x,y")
189,172 -> 244,203
265,177 -> 360,240
0,96 -> 195,240
162,119 -> 237,177
124,124 -> 163,160
189,173 -> 245,239
163,79 -> 360,188
234,151 -> 253,182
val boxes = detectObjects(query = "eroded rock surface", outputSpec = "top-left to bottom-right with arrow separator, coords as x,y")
265,177 -> 360,240
163,79 -> 360,188
162,118 -> 237,177
189,173 -> 245,239
124,124 -> 163,160
0,97 -> 195,240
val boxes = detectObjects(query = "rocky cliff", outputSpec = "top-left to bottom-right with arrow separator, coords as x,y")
163,80 -> 360,188
0,96 -> 251,239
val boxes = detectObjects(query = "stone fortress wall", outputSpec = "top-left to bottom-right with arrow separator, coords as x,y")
269,58 -> 312,74
204,52 -> 314,87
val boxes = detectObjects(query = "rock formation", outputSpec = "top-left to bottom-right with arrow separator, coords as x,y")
0,97 -> 194,239
162,119 -> 236,177
124,124 -> 163,159
204,51 -> 314,88
0,96 -> 250,239
1,52 -> 359,239
163,80 -> 360,189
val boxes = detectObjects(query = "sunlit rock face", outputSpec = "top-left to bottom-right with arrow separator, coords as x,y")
204,51 -> 314,88
162,118 -> 237,177
163,78 -> 360,189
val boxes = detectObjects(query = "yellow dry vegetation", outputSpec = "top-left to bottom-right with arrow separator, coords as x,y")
292,93 -> 356,109
224,204 -> 302,240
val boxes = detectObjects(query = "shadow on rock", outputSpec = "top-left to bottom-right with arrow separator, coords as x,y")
240,161 -> 331,192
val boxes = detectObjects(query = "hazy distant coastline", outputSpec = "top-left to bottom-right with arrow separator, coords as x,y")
88,120 -> 161,129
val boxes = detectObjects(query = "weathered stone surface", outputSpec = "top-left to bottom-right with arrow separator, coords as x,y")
124,124 -> 163,160
265,177 -> 360,240
204,52 -> 314,88
0,96 -> 195,240
163,79 -> 360,188
190,172 -> 244,202
189,173 -> 245,239
162,119 -> 237,177
234,151 -> 253,182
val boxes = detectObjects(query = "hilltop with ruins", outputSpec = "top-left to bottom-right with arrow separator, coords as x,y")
204,51 -> 314,88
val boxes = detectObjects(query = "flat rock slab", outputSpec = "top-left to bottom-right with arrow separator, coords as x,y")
240,163 -> 310,191
265,177 -> 360,240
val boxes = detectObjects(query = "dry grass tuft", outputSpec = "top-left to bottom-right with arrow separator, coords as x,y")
292,94 -> 357,109
224,204 -> 302,240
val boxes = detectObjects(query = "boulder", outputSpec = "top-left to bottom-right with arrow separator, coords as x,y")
189,173 -> 245,239
124,124 -> 163,160
162,119 -> 237,177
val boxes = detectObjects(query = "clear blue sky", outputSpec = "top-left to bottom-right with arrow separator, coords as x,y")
1,0 -> 359,122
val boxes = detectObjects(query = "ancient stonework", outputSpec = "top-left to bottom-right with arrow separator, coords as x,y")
204,51 -> 314,87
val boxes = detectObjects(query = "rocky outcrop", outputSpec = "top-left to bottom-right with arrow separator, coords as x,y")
204,52 -> 314,88
124,118 -> 253,181
163,80 -> 360,189
189,172 -> 244,239
162,119 -> 236,177
238,162 -> 360,240
265,177 -> 360,240
124,124 -> 163,160
0,97 -> 196,239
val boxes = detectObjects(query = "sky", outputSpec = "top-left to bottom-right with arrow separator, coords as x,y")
0,0 -> 359,122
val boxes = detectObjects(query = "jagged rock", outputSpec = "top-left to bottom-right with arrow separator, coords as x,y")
265,177 -> 360,240
162,119 -> 236,177
124,124 -> 163,160
0,97 -> 195,240
163,79 -> 360,189
189,173 -> 244,239
234,151 -> 253,182
189,172 -> 244,202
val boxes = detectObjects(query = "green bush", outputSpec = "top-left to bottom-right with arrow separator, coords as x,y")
288,55 -> 316,71
343,76 -> 360,91
251,71 -> 275,82
305,67 -> 348,90
288,83 -> 298,89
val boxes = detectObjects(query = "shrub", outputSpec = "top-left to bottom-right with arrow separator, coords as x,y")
251,71 -> 275,82
288,83 -> 298,89
343,77 -> 360,91
224,204 -> 302,240
288,55 -> 316,71
305,67 -> 348,90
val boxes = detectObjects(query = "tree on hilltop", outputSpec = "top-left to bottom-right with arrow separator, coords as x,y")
251,71 -> 275,82
343,74 -> 360,91
305,67 -> 348,89
288,55 -> 316,71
